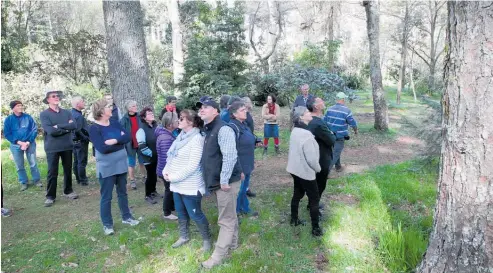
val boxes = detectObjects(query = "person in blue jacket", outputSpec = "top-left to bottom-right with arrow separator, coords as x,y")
3,100 -> 41,191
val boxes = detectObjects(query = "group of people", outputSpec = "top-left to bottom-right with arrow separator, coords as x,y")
2,84 -> 358,268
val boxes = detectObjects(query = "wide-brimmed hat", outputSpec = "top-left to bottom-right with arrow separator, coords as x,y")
43,90 -> 63,104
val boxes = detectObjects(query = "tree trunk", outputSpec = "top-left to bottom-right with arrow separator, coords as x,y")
267,0 -> 278,72
397,2 -> 410,105
168,0 -> 184,85
102,1 -> 152,110
327,4 -> 335,72
417,2 -> 493,272
364,0 -> 389,131
410,50 -> 417,102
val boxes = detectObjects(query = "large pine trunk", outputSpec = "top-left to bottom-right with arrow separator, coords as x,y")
102,1 -> 152,110
417,2 -> 493,272
364,0 -> 389,131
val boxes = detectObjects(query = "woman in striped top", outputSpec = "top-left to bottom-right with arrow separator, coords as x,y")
162,109 -> 211,251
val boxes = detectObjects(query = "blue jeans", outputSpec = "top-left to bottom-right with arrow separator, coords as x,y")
329,140 -> 345,171
10,143 -> 41,184
99,173 -> 133,228
236,173 -> 251,214
173,192 -> 208,226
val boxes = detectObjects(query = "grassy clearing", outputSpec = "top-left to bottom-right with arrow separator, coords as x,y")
2,89 -> 437,272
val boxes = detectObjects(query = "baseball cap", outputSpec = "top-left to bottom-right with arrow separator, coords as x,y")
196,96 -> 220,111
336,92 -> 348,99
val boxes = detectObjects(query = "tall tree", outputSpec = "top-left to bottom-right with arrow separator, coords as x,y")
102,1 -> 152,110
417,2 -> 493,272
363,0 -> 388,131
167,0 -> 184,85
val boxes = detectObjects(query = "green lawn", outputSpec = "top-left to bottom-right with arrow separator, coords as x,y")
1,89 -> 438,272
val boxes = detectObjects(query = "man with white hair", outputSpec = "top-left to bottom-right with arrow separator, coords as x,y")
71,96 -> 90,186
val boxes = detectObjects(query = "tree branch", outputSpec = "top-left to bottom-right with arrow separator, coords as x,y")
248,2 -> 262,60
410,45 -> 431,67
260,1 -> 282,61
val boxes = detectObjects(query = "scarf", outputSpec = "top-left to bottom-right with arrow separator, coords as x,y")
167,127 -> 200,161
166,104 -> 176,113
268,103 -> 276,115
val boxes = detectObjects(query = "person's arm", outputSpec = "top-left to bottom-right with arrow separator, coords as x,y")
273,104 -> 280,121
26,115 -> 38,143
303,139 -> 321,173
57,111 -> 77,130
114,122 -> 131,144
218,126 -> 238,185
261,105 -> 273,120
88,125 -> 122,154
40,112 -> 71,137
167,136 -> 204,183
136,128 -> 152,157
73,114 -> 87,141
346,110 -> 358,133
3,117 -> 16,144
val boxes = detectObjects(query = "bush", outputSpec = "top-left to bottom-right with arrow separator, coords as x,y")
1,139 -> 10,150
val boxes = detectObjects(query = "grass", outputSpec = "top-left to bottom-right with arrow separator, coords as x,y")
2,89 -> 437,272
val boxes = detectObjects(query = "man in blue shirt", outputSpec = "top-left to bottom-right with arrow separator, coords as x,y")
71,96 -> 90,186
4,100 -> 41,191
324,92 -> 358,172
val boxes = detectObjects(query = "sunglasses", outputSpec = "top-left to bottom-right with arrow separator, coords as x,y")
49,94 -> 60,98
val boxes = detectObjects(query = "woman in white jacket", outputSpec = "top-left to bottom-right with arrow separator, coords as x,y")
286,106 -> 323,237
162,109 -> 211,251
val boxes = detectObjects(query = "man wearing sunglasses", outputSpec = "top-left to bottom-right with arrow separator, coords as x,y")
40,91 -> 79,207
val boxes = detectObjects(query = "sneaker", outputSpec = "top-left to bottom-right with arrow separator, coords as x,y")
34,181 -> 43,188
20,184 -> 28,191
335,166 -> 344,172
122,218 -> 140,226
246,190 -> 256,198
64,192 -> 79,199
163,214 -> 178,220
130,180 -> 137,190
145,196 -> 157,205
250,211 -> 259,217
103,226 -> 115,235
1,208 -> 12,217
44,199 -> 55,207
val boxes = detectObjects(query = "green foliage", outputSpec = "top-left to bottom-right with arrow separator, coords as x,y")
40,30 -> 108,89
179,1 -> 249,108
249,64 -> 350,106
293,40 -> 342,70
1,139 -> 10,150
147,44 -> 174,105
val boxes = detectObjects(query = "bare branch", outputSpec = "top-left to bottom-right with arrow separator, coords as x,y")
410,45 -> 431,67
248,2 -> 262,60
260,1 -> 282,61
435,46 -> 445,61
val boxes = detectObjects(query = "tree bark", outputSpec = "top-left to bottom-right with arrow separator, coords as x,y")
102,1 -> 152,110
168,0 -> 184,85
364,0 -> 389,131
410,50 -> 417,102
397,1 -> 410,105
417,2 -> 493,272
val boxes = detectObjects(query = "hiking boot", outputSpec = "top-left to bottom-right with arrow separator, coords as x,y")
64,192 -> 79,199
172,237 -> 190,248
103,226 -> 115,235
201,256 -> 223,269
290,218 -> 306,226
1,208 -> 12,217
246,190 -> 256,198
122,218 -> 140,226
145,196 -> 157,205
312,226 -> 324,237
262,147 -> 268,156
130,180 -> 137,190
80,182 -> 89,186
34,181 -> 43,188
335,166 -> 344,172
163,214 -> 178,220
20,184 -> 28,191
44,199 -> 55,207
172,219 -> 190,248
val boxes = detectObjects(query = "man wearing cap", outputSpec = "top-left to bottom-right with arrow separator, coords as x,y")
324,92 -> 358,173
4,100 -> 41,191
196,96 -> 242,269
71,96 -> 90,186
40,91 -> 79,207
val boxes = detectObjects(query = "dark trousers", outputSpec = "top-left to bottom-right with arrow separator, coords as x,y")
73,141 -> 89,184
46,150 -> 73,200
99,173 -> 132,228
329,140 -> 344,171
158,176 -> 175,216
290,174 -> 320,227
144,162 -> 157,197
316,168 -> 329,198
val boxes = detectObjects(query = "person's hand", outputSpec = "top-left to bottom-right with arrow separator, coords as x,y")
68,120 -> 73,123
105,139 -> 118,145
220,184 -> 231,192
163,173 -> 170,181
20,143 -> 28,151
241,173 -> 245,180
53,125 -> 58,128
255,142 -> 263,148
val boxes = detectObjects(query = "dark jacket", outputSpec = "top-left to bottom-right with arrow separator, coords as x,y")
292,94 -> 315,110
202,116 -> 241,192
159,107 -> 180,121
137,121 -> 158,165
229,119 -> 256,174
307,116 -> 336,170
40,108 -> 77,153
3,113 -> 38,144
71,108 -> 89,142
120,112 -> 142,153
155,126 -> 175,176
110,104 -> 121,124
245,112 -> 254,133
220,109 -> 230,123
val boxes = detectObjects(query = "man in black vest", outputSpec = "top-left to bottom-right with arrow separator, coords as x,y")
197,96 -> 242,269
